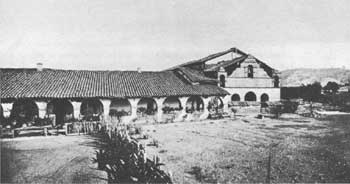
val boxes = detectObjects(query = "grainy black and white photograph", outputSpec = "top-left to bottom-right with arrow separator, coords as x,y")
1,0 -> 350,183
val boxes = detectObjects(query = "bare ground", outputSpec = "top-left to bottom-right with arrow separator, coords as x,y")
1,135 -> 107,184
139,113 -> 350,183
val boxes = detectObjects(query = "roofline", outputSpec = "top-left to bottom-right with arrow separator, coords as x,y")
165,47 -> 248,71
0,68 -> 170,73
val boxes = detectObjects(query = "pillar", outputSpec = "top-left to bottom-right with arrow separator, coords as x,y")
155,97 -> 166,123
200,96 -> 211,120
129,98 -> 139,119
35,101 -> 47,119
71,101 -> 82,120
100,99 -> 111,121
175,96 -> 188,121
222,95 -> 231,113
1,102 -> 13,118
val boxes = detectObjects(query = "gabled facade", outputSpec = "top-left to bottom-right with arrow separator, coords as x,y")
168,47 -> 281,104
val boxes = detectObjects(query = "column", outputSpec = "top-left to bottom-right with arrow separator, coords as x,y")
199,97 -> 211,120
175,96 -> 188,122
222,95 -> 231,113
100,99 -> 111,121
71,101 -> 82,120
124,98 -> 139,123
35,101 -> 47,119
1,102 -> 13,118
129,98 -> 139,119
155,97 -> 166,123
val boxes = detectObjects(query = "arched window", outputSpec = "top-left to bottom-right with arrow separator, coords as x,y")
231,94 -> 240,101
244,91 -> 257,101
247,65 -> 254,78
260,93 -> 269,102
219,75 -> 226,87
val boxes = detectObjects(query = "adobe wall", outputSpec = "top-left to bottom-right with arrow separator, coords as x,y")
224,87 -> 281,102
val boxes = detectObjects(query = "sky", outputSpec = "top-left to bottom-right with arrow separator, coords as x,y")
1,0 -> 350,71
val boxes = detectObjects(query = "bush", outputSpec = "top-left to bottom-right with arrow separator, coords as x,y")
162,106 -> 182,114
281,100 -> 299,113
94,130 -> 172,183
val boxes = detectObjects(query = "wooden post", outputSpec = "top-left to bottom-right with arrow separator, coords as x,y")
43,127 -> 48,136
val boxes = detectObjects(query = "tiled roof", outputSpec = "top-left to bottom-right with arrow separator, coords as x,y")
166,47 -> 247,70
176,67 -> 218,84
204,56 -> 247,72
0,68 -> 229,99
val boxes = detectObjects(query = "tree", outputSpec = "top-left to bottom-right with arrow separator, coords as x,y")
302,82 -> 322,102
324,81 -> 339,94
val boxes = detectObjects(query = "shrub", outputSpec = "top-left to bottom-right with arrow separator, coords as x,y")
93,131 -> 171,183
281,100 -> 299,113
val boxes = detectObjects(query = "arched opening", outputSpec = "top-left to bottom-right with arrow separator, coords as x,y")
208,96 -> 224,112
47,99 -> 74,125
260,93 -> 269,102
231,94 -> 240,101
186,96 -> 204,113
219,75 -> 226,87
244,92 -> 257,101
11,99 -> 38,128
109,98 -> 131,117
80,99 -> 103,121
137,98 -> 157,116
247,65 -> 254,78
162,97 -> 182,114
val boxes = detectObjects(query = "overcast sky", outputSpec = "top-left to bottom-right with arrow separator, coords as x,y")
1,0 -> 350,71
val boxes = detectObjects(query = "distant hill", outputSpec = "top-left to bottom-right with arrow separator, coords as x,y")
280,68 -> 350,87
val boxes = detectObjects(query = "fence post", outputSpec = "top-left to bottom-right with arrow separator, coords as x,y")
43,127 -> 48,136
64,124 -> 68,135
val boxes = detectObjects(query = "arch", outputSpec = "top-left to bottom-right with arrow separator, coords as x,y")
247,65 -> 254,78
219,75 -> 226,87
186,96 -> 204,113
47,99 -> 74,125
244,91 -> 257,101
11,99 -> 38,127
137,98 -> 157,115
109,98 -> 131,117
162,97 -> 182,113
231,94 -> 240,101
208,96 -> 224,111
260,93 -> 269,102
80,99 -> 103,120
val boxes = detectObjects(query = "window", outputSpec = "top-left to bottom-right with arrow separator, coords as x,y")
260,93 -> 269,102
274,76 -> 279,87
245,91 -> 257,101
219,75 -> 225,87
247,65 -> 254,78
231,94 -> 240,101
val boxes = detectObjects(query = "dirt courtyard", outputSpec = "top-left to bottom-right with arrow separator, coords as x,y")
140,113 -> 350,183
1,113 -> 350,183
1,135 -> 107,183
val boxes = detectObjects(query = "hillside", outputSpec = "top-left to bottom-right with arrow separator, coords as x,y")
280,68 -> 350,87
